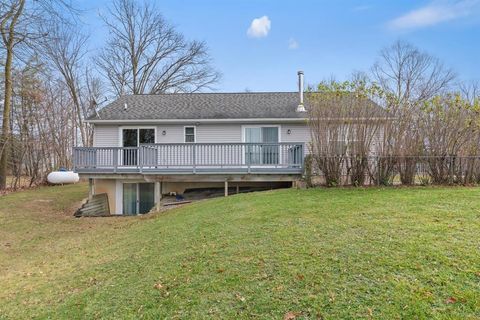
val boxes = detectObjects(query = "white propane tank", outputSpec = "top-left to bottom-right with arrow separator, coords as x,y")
47,171 -> 80,185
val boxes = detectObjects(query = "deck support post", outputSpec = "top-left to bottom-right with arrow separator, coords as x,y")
88,178 -> 94,200
155,181 -> 162,211
224,180 -> 229,197
236,185 -> 240,194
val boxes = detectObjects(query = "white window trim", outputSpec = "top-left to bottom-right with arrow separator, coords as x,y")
241,124 -> 282,143
183,125 -> 196,143
118,126 -> 157,147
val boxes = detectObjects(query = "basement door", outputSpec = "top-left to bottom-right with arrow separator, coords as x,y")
122,183 -> 155,215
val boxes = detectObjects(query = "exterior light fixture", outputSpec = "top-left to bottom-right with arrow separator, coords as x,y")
162,130 -> 166,136
287,129 -> 292,135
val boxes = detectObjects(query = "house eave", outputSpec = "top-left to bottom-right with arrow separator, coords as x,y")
86,118 -> 309,124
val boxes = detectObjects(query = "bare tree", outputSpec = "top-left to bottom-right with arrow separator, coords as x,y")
39,22 -> 98,146
0,0 -> 25,190
96,0 -> 220,96
0,0 -> 74,189
372,40 -> 455,104
371,41 -> 457,184
459,80 -> 480,104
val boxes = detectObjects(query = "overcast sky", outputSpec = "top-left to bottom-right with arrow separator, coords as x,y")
79,0 -> 480,92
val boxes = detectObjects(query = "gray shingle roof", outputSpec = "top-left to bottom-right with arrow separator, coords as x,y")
89,92 -> 386,121
89,92 -> 307,121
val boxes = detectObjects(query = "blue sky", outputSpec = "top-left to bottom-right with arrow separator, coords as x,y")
79,0 -> 480,92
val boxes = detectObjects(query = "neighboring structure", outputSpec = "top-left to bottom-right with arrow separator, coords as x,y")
73,72 -> 378,215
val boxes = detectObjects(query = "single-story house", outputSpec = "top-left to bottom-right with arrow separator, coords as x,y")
73,72 -> 382,215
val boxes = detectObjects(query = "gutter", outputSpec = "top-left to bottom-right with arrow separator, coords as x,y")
86,118 -> 310,124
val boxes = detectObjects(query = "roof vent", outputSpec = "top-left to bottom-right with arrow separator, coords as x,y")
296,71 -> 306,112
124,102 -> 128,111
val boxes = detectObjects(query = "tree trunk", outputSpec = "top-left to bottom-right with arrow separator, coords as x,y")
0,0 -> 25,190
0,44 -> 14,190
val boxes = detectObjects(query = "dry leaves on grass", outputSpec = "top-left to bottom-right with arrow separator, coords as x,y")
284,311 -> 302,320
367,307 -> 374,318
234,293 -> 246,302
445,297 -> 457,304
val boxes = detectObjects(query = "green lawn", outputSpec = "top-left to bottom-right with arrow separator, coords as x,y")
0,184 -> 479,319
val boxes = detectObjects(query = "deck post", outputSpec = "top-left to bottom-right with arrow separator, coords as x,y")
88,178 -> 94,200
236,184 -> 240,194
155,181 -> 162,211
224,180 -> 229,197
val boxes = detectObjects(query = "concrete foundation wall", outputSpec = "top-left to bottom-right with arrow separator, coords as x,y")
93,179 -> 117,214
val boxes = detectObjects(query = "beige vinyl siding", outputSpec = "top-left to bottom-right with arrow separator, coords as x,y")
93,125 -> 119,147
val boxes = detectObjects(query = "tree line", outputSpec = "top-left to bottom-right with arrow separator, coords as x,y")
0,0 -> 220,190
307,41 -> 480,186
1,2 -> 478,191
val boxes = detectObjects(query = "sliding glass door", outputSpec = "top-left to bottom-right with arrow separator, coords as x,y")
123,183 -> 137,215
122,128 -> 155,166
139,183 -> 155,214
245,128 -> 262,164
123,183 -> 155,215
245,127 -> 279,165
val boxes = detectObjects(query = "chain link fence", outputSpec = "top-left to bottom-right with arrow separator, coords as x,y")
305,155 -> 480,187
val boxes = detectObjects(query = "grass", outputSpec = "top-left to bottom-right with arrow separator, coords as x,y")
1,184 -> 479,319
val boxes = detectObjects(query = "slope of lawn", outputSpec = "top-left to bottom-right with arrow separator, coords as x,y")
0,184 -> 479,319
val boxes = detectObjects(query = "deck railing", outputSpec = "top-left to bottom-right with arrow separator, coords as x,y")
73,143 -> 305,174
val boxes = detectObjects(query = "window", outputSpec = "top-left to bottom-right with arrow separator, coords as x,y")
122,128 -> 155,147
184,126 -> 195,143
121,128 -> 155,166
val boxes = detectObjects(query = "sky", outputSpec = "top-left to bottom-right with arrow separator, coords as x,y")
78,0 -> 480,92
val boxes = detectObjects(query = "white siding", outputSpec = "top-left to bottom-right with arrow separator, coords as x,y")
156,125 -> 184,143
93,123 -> 312,146
93,125 -> 119,147
197,124 -> 242,143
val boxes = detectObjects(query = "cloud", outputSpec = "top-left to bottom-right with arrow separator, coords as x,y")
389,0 -> 480,30
247,16 -> 271,38
288,38 -> 299,50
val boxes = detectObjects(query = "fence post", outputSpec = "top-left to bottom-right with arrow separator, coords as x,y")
450,155 -> 455,184
377,156 -> 381,186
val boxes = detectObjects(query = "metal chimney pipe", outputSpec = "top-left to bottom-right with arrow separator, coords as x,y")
297,71 -> 306,112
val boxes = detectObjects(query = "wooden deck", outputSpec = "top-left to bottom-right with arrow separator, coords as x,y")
73,143 -> 305,175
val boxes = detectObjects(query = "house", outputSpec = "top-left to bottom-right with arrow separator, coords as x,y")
73,72 -> 380,215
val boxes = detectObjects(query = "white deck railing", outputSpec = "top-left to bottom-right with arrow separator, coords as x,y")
73,143 -> 305,174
